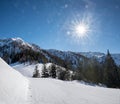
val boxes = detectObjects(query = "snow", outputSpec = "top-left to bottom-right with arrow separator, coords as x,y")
12,63 -> 51,77
13,63 -> 44,77
47,49 -> 84,68
0,58 -> 120,104
79,52 -> 105,58
0,37 -> 26,46
0,58 -> 29,104
1,37 -> 120,66
80,52 -> 120,66
0,38 -> 43,59
29,78 -> 120,104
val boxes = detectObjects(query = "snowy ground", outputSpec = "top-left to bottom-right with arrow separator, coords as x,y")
0,59 -> 120,104
12,63 -> 53,77
0,58 -> 28,104
29,78 -> 120,104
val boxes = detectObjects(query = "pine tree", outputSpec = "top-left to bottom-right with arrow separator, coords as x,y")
50,64 -> 56,78
33,65 -> 40,78
41,64 -> 49,78
104,50 -> 120,88
64,70 -> 71,81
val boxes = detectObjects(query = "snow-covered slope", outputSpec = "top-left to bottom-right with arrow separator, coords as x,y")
29,78 -> 120,104
13,63 -> 120,104
0,58 -> 28,104
0,37 -> 42,59
0,37 -> 37,49
47,49 -> 88,68
0,38 -> 32,54
0,59 -> 119,104
12,63 -> 67,78
79,52 -> 105,58
48,49 -> 120,66
12,63 -> 44,77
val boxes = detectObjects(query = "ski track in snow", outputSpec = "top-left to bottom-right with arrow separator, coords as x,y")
27,82 -> 33,104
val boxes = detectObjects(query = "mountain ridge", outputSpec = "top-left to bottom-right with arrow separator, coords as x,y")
0,37 -> 120,66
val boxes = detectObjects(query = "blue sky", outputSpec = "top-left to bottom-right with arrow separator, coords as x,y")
0,0 -> 120,53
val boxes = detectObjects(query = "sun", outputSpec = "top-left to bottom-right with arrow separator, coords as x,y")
75,24 -> 87,37
65,13 -> 97,44
70,21 -> 90,39
66,17 -> 91,40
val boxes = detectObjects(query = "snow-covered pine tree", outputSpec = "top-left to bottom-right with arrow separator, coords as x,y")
33,65 -> 40,78
41,64 -> 49,78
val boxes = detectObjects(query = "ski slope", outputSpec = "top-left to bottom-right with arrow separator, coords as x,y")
0,58 -> 120,104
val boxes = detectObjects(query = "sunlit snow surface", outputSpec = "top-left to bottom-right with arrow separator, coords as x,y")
0,58 -> 28,104
29,78 -> 120,104
0,59 -> 120,104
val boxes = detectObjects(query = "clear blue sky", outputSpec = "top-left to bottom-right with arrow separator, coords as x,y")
0,0 -> 120,53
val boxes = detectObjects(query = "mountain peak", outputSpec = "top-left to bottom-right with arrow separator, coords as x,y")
0,37 -> 33,48
11,37 -> 24,41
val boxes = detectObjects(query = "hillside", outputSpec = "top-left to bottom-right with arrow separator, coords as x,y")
0,58 -> 28,104
0,38 -> 120,67
0,57 -> 120,104
29,78 -> 120,104
0,38 -> 88,69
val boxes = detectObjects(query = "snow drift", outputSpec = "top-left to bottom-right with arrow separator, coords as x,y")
0,58 -> 28,104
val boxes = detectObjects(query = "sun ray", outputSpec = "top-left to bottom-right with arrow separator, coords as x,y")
66,13 -> 95,44
75,23 -> 88,37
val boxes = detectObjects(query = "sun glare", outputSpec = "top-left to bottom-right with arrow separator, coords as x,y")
66,13 -> 94,42
75,24 -> 87,37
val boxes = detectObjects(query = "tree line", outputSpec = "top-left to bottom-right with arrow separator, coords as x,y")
71,50 -> 120,88
2,47 -> 120,88
33,50 -> 120,88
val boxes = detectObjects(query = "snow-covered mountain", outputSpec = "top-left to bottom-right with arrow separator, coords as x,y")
79,52 -> 120,66
0,37 -> 120,67
0,37 -> 49,64
0,37 -> 41,55
47,49 -> 88,68
48,49 -> 120,66
0,38 -> 88,69
0,58 -> 119,104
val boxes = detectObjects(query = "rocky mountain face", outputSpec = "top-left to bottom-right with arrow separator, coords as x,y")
0,38 -> 89,69
0,38 -> 120,69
